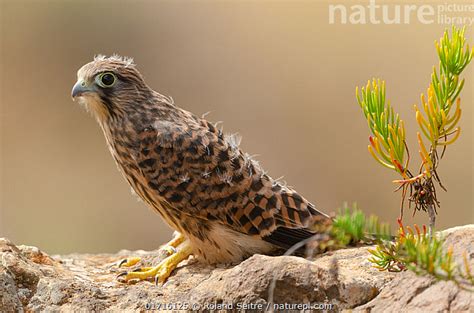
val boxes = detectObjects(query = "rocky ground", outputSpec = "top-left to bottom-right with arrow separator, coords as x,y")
1,225 -> 472,312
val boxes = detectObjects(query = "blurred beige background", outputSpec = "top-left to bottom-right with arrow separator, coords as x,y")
0,1 -> 472,254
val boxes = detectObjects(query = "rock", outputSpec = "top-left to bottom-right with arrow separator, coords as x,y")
0,225 -> 472,311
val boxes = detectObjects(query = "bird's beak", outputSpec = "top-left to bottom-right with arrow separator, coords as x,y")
71,80 -> 95,99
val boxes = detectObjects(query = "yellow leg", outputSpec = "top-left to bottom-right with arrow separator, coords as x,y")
118,232 -> 185,268
160,232 -> 185,255
117,242 -> 193,284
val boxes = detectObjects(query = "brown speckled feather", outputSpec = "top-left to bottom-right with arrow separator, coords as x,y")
133,109 -> 327,236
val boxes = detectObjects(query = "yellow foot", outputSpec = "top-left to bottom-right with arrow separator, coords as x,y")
117,243 -> 192,284
118,256 -> 141,268
117,232 -> 185,268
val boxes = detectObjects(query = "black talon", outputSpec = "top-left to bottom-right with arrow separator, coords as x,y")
116,271 -> 128,279
118,259 -> 128,267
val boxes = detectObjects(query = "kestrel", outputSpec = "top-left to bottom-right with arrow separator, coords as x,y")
71,55 -> 330,283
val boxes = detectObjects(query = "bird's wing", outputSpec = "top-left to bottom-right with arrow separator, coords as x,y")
134,114 -> 329,248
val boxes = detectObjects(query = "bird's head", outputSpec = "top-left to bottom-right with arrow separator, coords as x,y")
72,55 -> 152,122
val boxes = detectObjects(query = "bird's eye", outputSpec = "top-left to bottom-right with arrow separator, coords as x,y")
96,72 -> 117,88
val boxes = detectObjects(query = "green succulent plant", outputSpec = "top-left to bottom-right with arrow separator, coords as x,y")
326,206 -> 473,290
355,26 -> 473,232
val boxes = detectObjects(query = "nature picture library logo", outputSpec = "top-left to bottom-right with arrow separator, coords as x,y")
329,1 -> 474,25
